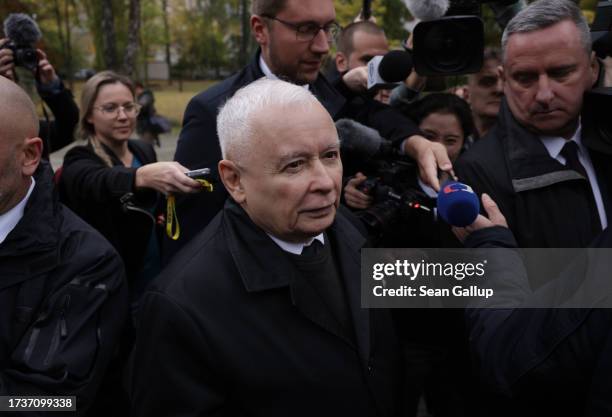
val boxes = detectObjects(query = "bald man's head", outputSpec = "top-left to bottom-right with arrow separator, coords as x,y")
0,76 -> 43,215
0,76 -> 39,145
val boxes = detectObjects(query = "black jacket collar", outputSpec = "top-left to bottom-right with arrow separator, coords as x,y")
0,162 -> 61,289
496,98 -> 597,192
221,200 -> 370,362
222,199 -> 365,291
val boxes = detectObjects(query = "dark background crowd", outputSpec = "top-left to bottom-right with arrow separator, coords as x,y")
1,0 -> 612,416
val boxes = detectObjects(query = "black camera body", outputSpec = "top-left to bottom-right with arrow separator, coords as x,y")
1,39 -> 38,72
412,0 -> 522,76
592,1 -> 612,58
356,158 -> 433,241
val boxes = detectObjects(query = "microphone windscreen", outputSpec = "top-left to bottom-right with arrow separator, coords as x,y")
402,0 -> 450,21
3,13 -> 41,46
378,50 -> 413,82
437,181 -> 480,227
336,118 -> 383,159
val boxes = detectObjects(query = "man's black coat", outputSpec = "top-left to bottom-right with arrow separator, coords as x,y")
0,162 -> 127,414
130,200 -> 403,417
455,99 -> 612,253
465,226 -> 612,417
167,51 -> 420,263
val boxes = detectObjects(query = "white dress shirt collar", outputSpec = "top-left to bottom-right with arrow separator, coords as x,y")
0,177 -> 36,244
539,121 -> 583,161
267,233 -> 325,255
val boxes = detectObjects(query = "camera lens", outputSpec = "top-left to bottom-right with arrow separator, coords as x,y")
413,16 -> 485,76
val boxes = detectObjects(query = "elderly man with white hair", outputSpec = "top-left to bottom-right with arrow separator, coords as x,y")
130,78 -> 404,417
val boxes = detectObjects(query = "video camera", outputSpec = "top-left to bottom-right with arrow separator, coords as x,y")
592,1 -> 612,58
1,14 -> 41,73
355,160 -> 433,240
407,0 -> 524,76
584,1 -> 612,151
336,119 -> 432,240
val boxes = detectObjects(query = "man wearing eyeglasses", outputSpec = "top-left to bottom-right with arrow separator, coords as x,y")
166,0 -> 454,262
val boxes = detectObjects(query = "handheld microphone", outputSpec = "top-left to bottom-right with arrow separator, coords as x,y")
437,181 -> 480,227
367,50 -> 413,91
335,119 -> 399,160
401,0 -> 450,21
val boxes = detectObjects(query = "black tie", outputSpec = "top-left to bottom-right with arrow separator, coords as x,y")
560,141 -> 588,179
301,239 -> 323,256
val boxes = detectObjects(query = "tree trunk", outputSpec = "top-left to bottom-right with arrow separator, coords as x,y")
52,0 -> 67,62
239,0 -> 249,67
162,0 -> 172,85
123,0 -> 141,78
64,0 -> 74,88
101,0 -> 118,70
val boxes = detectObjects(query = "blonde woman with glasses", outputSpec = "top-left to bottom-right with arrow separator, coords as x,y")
58,71 -> 201,302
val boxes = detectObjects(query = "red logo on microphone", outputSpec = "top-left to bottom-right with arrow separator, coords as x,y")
443,182 -> 474,195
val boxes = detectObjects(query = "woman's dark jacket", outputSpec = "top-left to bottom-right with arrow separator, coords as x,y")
58,140 -> 158,279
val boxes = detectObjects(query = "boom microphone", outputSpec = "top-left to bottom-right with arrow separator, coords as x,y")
3,13 -> 42,46
437,181 -> 480,227
335,119 -> 400,161
402,0 -> 450,21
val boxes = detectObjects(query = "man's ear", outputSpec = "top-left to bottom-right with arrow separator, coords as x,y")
335,52 -> 349,73
218,159 -> 246,204
463,86 -> 471,103
251,15 -> 269,47
21,137 -> 42,177
497,65 -> 506,89
590,51 -> 599,87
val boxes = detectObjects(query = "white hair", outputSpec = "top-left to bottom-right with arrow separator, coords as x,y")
501,0 -> 591,61
217,78 -> 320,162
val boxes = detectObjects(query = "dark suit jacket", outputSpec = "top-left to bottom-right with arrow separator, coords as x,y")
130,200 -> 403,417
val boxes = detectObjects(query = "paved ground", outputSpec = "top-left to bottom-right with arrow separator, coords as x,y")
49,132 -> 180,170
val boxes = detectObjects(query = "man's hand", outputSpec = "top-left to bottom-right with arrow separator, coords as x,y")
403,135 -> 455,191
344,172 -> 373,209
36,49 -> 59,85
0,38 -> 15,81
342,66 -> 368,93
452,193 -> 508,243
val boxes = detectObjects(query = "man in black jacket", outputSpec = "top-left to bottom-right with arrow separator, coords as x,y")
0,74 -> 127,415
0,39 -> 79,160
165,0 -> 453,262
455,194 -> 612,417
455,0 -> 612,255
131,78 -> 403,416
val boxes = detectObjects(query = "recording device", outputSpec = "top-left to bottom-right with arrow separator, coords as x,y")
336,119 -> 432,238
403,0 -> 523,76
367,50 -> 413,91
362,0 -> 373,20
2,13 -> 41,72
436,181 -> 480,227
592,1 -> 612,58
583,2 -> 612,153
336,118 -> 401,162
185,168 -> 214,181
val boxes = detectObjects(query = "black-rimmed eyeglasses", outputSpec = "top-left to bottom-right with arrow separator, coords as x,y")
261,15 -> 340,43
